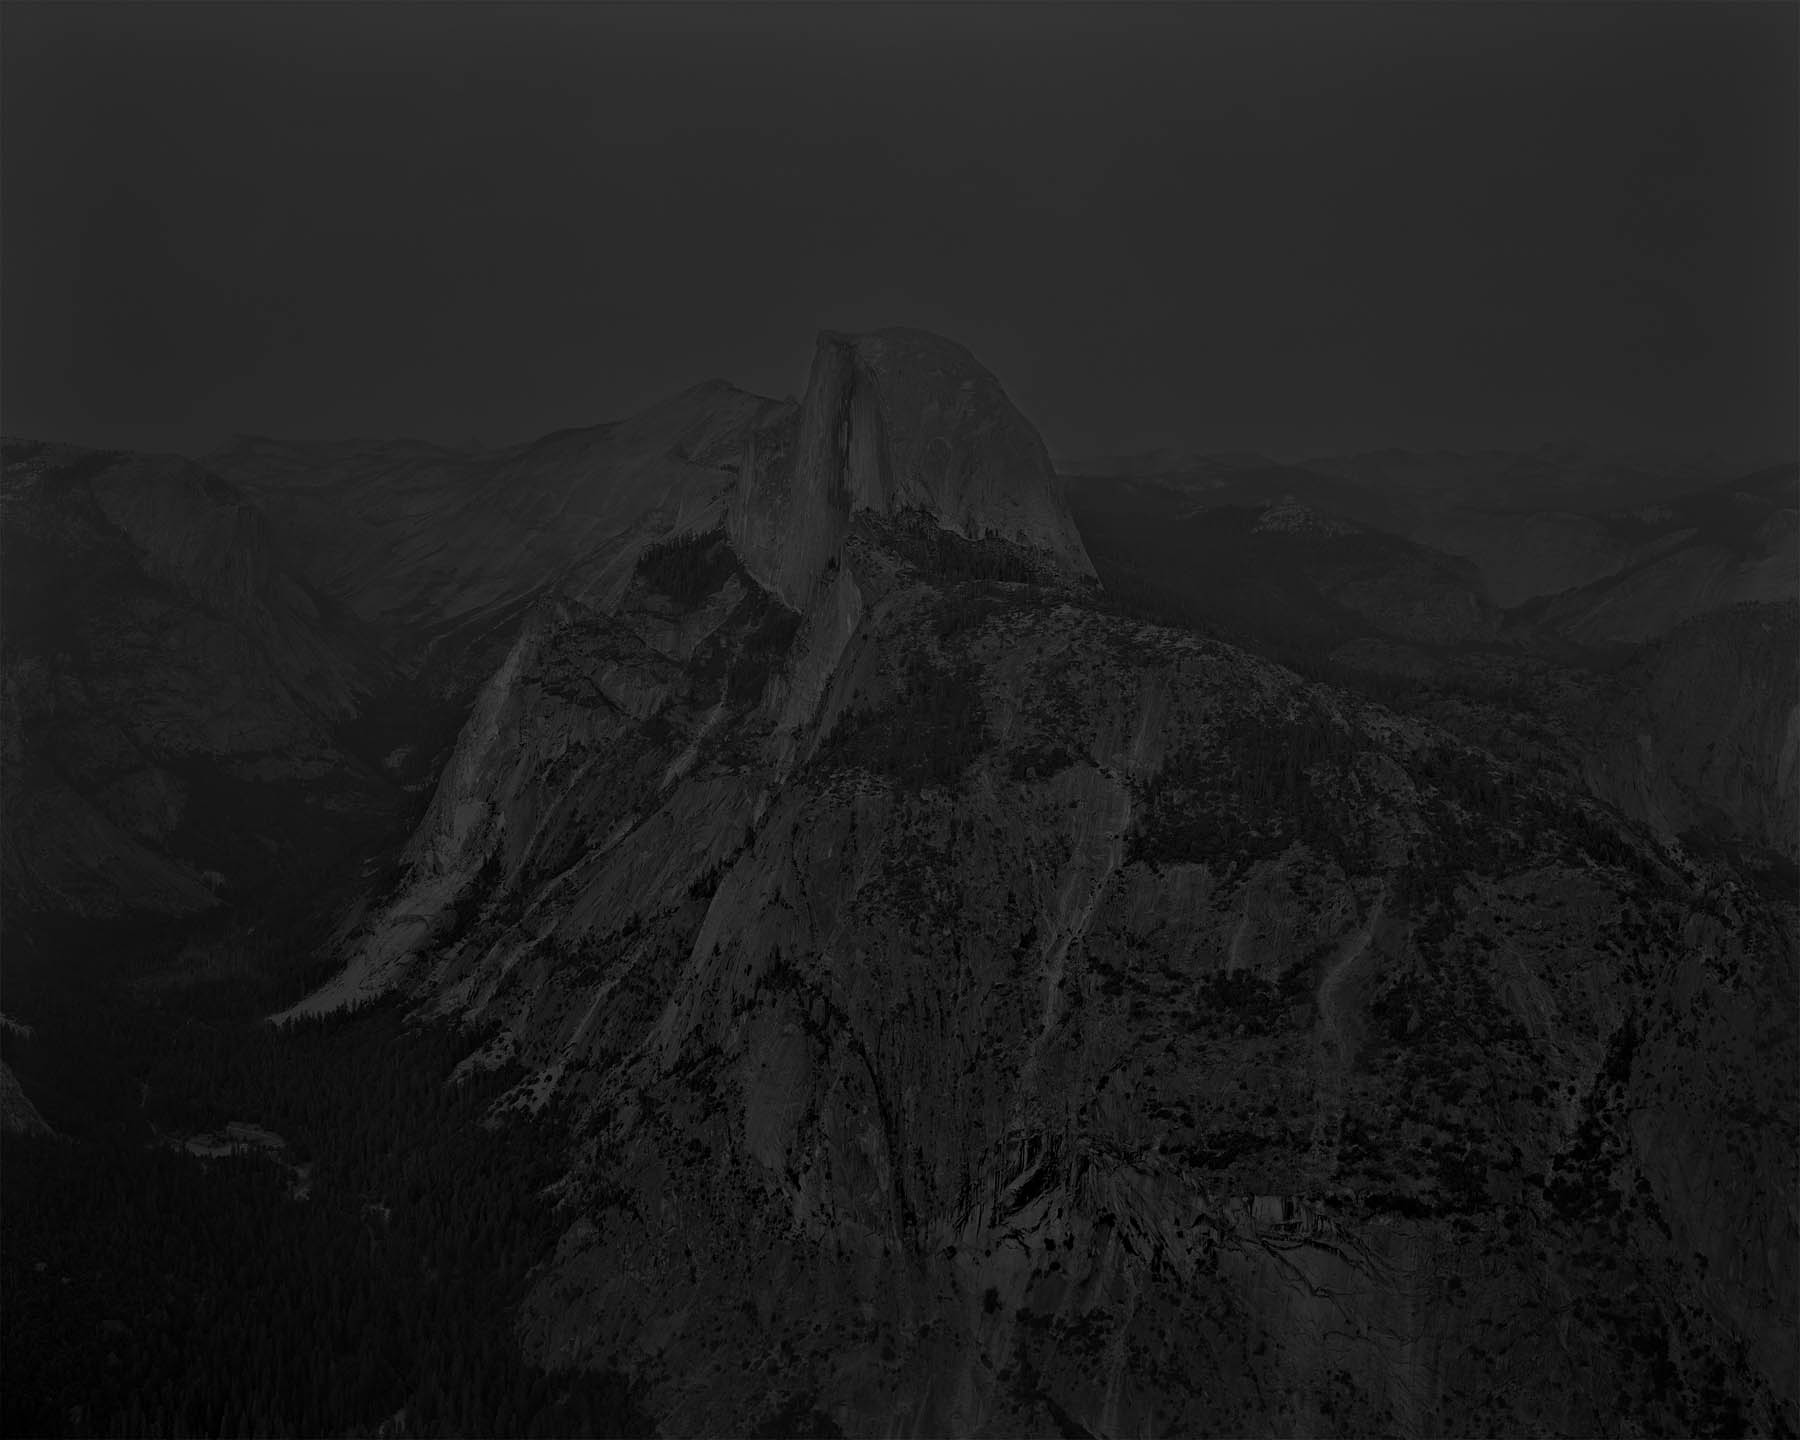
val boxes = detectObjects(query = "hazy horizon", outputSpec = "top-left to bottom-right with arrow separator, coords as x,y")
4,2 -> 1795,468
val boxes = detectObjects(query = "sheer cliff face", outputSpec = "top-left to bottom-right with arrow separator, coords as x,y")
310,529 -> 1795,1434
730,330 -> 1094,609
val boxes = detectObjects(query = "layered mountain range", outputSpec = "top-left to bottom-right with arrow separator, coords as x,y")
204,380 -> 788,675
1,441 -> 384,919
1061,456 -> 1800,865
2,330 -> 1794,1436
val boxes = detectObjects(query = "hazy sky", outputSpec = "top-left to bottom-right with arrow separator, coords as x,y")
4,2 -> 1795,463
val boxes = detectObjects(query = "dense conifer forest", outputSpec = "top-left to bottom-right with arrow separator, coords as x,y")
0,919 -> 649,1439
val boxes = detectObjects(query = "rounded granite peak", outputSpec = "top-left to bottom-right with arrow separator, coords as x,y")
729,328 -> 1093,607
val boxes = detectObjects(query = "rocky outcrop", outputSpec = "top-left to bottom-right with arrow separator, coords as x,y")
730,330 -> 1093,608
296,518 -> 1795,1435
281,534 -> 799,1021
272,615 -> 552,1021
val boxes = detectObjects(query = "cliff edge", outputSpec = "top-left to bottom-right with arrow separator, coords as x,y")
730,329 -> 1093,607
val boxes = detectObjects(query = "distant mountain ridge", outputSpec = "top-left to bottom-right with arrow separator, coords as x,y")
204,379 -> 790,680
1063,452 -> 1797,864
0,333 -> 1100,929
1,440 -> 393,918
8,359 -> 1790,929
1066,442 -> 1787,510
1064,447 -> 1796,643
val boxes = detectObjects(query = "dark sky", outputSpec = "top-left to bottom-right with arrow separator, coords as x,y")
3,2 -> 1795,464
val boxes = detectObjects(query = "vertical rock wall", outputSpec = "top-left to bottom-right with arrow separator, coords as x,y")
730,336 -> 857,609
729,329 -> 1093,610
